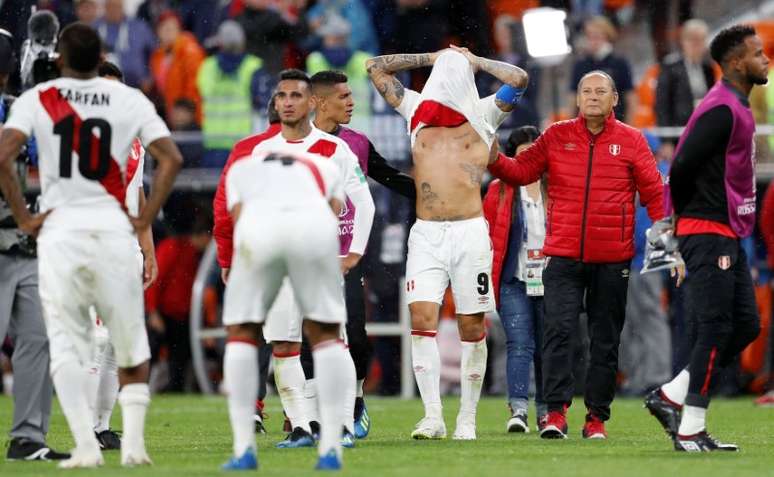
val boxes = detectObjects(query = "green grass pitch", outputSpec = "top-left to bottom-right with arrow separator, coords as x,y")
0,395 -> 771,476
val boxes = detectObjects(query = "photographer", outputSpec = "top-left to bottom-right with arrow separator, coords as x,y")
0,27 -> 68,461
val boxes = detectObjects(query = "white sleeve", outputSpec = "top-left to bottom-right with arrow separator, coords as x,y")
3,90 -> 37,137
328,168 -> 345,203
395,88 -> 421,120
225,164 -> 243,211
337,145 -> 374,255
478,94 -> 510,129
135,93 -> 171,146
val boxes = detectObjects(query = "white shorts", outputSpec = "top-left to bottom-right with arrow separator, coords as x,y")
262,278 -> 303,343
38,229 -> 151,372
222,210 -> 346,329
406,217 -> 495,314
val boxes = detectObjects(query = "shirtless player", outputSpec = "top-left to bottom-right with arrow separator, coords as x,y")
367,47 -> 527,440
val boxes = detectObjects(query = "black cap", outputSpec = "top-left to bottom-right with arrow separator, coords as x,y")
0,29 -> 14,74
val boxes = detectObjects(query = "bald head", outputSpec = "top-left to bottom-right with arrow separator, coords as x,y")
577,70 -> 617,93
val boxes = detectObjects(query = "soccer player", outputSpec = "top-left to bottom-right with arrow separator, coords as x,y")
84,61 -> 158,451
307,69 -> 416,439
367,47 -> 526,440
221,148 -> 354,471
0,23 -> 182,468
212,69 -> 374,448
644,25 -> 769,452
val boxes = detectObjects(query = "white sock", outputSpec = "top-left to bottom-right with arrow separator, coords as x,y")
303,379 -> 319,425
343,363 -> 356,434
95,345 -> 119,432
86,360 -> 101,430
52,361 -> 101,452
313,340 -> 355,458
273,352 -> 310,433
224,341 -> 258,456
411,331 -> 442,420
459,335 -> 487,417
356,379 -> 365,398
678,405 -> 707,436
118,383 -> 150,459
661,368 -> 689,406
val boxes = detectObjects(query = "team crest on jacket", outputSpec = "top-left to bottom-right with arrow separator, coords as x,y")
609,144 -> 621,156
718,256 -> 731,270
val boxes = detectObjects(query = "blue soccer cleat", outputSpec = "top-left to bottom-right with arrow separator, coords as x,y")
221,448 -> 258,471
354,398 -> 370,439
315,449 -> 341,471
341,428 -> 356,449
276,427 -> 315,449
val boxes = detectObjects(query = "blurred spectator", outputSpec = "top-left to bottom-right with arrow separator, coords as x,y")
197,20 -> 271,168
150,10 -> 205,123
447,0 -> 491,57
178,0 -> 227,44
136,0 -> 171,27
568,16 -> 635,123
146,216 -> 212,392
655,20 -> 714,129
169,98 -> 204,167
619,132 -> 672,396
307,0 -> 379,54
236,0 -> 308,75
75,0 -> 99,24
94,0 -> 156,90
306,15 -> 371,132
647,0 -> 694,61
477,14 -> 540,129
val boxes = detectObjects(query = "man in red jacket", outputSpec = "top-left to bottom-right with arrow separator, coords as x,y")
488,70 -> 664,439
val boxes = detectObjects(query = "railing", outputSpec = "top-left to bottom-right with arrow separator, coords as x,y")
189,240 -> 416,398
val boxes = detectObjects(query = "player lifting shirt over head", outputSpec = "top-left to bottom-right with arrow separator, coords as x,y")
367,46 -> 528,440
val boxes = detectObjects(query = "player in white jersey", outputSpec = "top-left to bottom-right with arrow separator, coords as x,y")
84,61 -> 159,451
0,24 -> 182,468
222,147 -> 354,471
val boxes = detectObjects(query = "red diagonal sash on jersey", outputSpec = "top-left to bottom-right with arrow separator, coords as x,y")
39,87 -> 126,206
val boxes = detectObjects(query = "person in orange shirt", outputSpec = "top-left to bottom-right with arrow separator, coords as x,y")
150,10 -> 205,124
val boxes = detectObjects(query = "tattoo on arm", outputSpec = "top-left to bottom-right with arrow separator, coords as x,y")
367,53 -> 432,108
478,57 -> 528,89
459,163 -> 484,186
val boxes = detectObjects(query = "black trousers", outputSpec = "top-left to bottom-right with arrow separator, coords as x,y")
301,262 -> 372,380
542,257 -> 630,421
679,235 -> 761,408
163,317 -> 191,392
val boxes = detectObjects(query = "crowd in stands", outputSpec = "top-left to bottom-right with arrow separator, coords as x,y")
0,0 -> 772,401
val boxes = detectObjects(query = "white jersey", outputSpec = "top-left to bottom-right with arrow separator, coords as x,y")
4,77 -> 170,232
125,139 -> 145,217
226,149 -> 344,214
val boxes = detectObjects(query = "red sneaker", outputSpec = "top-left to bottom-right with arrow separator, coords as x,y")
582,414 -> 607,439
539,410 -> 568,439
754,391 -> 774,407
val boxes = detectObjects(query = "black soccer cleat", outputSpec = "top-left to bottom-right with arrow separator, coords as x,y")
644,388 -> 681,438
674,431 -> 739,452
6,438 -> 70,461
96,429 -> 121,450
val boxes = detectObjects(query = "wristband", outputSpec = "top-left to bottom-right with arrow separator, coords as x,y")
495,84 -> 526,106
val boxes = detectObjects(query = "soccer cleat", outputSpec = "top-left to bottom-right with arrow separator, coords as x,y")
315,449 -> 342,471
452,413 -> 476,440
644,388 -> 681,438
539,411 -> 568,439
121,450 -> 152,467
411,417 -> 447,440
507,410 -> 529,433
353,397 -> 370,439
754,391 -> 774,407
57,446 -> 104,469
581,414 -> 607,439
254,400 -> 267,434
341,428 -> 356,448
276,427 -> 315,448
674,431 -> 739,452
536,414 -> 547,433
310,420 -> 321,441
222,448 -> 258,470
96,429 -> 122,450
6,438 -> 70,461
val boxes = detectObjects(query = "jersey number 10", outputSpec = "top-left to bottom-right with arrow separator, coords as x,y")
53,115 -> 112,180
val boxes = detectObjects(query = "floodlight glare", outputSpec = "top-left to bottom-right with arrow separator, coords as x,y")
522,7 -> 571,62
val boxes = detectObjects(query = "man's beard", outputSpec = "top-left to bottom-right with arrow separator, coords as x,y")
750,71 -> 769,85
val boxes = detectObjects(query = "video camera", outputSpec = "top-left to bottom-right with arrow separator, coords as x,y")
20,10 -> 61,89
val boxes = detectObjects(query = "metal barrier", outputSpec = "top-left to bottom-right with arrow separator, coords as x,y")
190,240 -> 416,398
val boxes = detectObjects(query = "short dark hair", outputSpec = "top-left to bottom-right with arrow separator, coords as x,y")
173,97 -> 197,112
310,70 -> 348,92
506,126 -> 540,156
267,95 -> 279,124
58,23 -> 102,73
278,68 -> 310,84
710,24 -> 756,65
97,61 -> 123,80
577,69 -> 617,93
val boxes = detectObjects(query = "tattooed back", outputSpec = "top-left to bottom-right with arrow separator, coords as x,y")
413,122 -> 489,221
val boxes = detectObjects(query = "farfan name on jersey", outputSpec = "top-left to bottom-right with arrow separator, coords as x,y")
57,88 -> 110,107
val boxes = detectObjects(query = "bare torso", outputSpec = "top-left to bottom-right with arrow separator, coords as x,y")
413,122 -> 489,221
